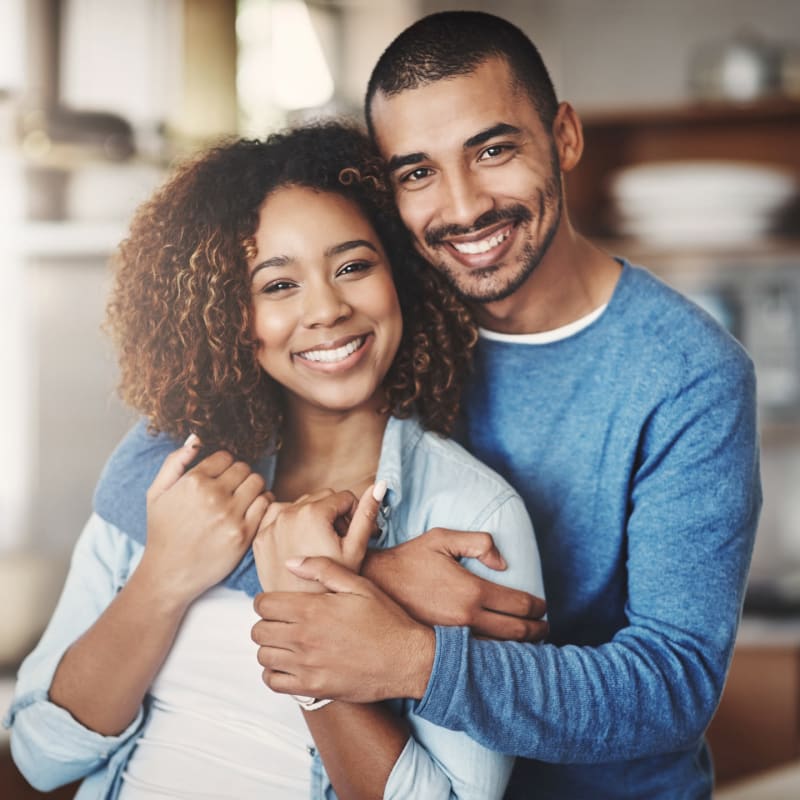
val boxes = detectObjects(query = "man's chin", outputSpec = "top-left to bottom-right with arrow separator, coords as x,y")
434,261 -> 534,305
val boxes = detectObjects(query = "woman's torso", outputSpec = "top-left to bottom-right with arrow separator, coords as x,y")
117,586 -> 312,800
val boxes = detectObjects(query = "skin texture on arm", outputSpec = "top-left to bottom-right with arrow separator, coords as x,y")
49,443 -> 268,735
253,486 -> 429,799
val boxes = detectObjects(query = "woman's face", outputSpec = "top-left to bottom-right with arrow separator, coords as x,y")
248,186 -> 403,417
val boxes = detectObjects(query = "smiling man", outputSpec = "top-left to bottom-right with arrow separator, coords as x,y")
251,11 -> 762,799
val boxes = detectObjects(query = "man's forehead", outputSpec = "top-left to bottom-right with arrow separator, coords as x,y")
370,68 -> 535,160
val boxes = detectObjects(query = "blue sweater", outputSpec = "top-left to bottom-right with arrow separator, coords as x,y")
414,262 -> 761,798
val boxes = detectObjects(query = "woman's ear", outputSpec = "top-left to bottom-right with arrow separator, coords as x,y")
552,102 -> 584,174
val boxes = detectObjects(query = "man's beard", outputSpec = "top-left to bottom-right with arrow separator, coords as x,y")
422,157 -> 563,304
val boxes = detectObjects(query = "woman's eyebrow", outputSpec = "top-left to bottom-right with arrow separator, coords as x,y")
325,239 -> 379,257
250,254 -> 291,277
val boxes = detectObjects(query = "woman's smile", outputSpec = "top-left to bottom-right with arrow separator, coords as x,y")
294,333 -> 371,369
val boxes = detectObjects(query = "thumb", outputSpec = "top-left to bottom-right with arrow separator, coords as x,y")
439,530 -> 507,571
285,556 -> 370,595
342,480 -> 386,567
148,433 -> 201,498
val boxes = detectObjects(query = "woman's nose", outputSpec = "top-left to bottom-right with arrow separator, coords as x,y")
301,282 -> 352,328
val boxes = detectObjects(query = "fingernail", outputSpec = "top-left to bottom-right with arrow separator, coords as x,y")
285,557 -> 305,569
183,433 -> 201,449
372,479 -> 388,503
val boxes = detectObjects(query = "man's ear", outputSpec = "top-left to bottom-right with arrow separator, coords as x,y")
552,102 -> 584,174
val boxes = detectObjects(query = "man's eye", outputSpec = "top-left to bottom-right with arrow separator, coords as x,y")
402,167 -> 433,183
479,144 -> 509,160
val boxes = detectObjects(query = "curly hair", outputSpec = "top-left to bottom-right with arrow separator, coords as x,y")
106,121 -> 477,462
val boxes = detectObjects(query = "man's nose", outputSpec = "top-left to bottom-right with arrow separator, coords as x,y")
439,170 -> 494,229
301,281 -> 352,328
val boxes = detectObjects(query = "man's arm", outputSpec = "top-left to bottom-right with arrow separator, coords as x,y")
253,353 -> 761,762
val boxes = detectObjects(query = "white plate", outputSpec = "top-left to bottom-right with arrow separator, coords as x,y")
610,160 -> 797,207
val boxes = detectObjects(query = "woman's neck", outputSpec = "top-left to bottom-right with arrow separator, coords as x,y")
271,402 -> 390,502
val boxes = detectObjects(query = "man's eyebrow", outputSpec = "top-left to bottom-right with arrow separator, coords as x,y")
464,123 -> 523,149
386,123 -> 523,173
386,152 -> 428,174
326,239 -> 379,257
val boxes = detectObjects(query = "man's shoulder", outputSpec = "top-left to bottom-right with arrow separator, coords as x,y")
92,419 -> 179,542
619,264 -> 754,375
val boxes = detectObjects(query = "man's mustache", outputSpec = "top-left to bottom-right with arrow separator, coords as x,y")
424,205 -> 533,247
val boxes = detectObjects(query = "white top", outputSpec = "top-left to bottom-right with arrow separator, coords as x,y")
118,587 -> 311,800
479,304 -> 607,345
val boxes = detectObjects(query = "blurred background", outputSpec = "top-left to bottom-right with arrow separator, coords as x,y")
1,1 -> 799,797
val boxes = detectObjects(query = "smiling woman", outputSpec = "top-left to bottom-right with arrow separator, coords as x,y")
5,120 -> 545,800
248,187 -> 402,424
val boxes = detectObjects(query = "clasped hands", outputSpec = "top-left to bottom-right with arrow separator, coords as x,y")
144,440 -> 548,703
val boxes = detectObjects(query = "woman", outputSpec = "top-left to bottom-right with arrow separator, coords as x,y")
6,122 -> 544,799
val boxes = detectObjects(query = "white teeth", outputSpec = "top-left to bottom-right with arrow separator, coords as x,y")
298,337 -> 364,363
452,228 -> 511,255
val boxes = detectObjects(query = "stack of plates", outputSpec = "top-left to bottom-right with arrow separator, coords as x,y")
609,160 -> 797,246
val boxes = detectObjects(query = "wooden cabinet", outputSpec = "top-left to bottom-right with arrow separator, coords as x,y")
708,632 -> 800,785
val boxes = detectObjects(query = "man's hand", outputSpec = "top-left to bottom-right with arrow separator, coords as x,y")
363,528 -> 548,641
252,558 -> 435,702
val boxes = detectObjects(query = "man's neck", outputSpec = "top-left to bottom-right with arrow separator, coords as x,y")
473,230 -> 622,335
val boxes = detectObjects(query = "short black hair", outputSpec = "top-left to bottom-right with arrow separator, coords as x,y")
365,11 -> 559,138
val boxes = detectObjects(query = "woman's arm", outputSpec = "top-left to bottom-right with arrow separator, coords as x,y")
49,445 -> 268,735
253,489 -> 543,798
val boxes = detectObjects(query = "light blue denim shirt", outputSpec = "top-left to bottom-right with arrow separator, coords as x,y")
5,415 -> 545,799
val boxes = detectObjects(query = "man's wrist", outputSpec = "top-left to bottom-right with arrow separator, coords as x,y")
402,623 -> 436,700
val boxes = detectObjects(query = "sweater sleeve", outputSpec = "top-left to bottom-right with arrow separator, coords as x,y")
414,354 -> 761,763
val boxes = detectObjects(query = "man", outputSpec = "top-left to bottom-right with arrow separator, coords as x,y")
251,11 -> 761,799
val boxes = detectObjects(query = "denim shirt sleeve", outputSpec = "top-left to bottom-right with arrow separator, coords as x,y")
380,492 -> 544,799
3,513 -> 145,792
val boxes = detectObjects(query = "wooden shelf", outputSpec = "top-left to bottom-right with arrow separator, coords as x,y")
567,99 -> 800,240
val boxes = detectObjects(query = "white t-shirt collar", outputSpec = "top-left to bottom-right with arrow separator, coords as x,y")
479,303 -> 608,344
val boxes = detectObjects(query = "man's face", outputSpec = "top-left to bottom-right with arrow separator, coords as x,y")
370,57 -> 563,304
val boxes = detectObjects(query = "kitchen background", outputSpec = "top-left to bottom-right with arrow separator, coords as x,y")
1,0 -> 799,797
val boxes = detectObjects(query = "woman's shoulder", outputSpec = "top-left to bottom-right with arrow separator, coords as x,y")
387,417 -> 523,531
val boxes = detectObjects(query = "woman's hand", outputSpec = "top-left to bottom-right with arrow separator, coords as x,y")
253,483 -> 385,593
139,436 -> 271,604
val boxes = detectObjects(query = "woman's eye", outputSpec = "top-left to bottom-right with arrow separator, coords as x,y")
337,260 -> 373,277
261,280 -> 297,294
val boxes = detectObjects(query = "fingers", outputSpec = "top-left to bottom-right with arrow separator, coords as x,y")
342,481 -> 386,565
244,491 -> 272,533
285,556 -> 369,595
435,529 -> 507,571
470,608 -> 550,643
232,471 -> 267,517
147,434 -> 202,498
253,590 -> 316,622
478,580 -> 547,620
